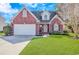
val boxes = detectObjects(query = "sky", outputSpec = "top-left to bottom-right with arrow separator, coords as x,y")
0,3 -> 57,23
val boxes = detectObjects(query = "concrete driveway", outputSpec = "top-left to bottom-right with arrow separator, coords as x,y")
0,35 -> 34,55
1,35 -> 34,44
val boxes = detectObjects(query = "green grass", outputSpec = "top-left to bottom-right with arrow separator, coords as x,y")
0,32 -> 5,36
20,35 -> 79,55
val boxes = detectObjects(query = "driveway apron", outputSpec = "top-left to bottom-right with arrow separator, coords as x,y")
0,35 -> 34,55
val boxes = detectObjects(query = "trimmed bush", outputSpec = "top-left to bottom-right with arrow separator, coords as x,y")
52,32 -> 61,35
49,31 -> 69,35
49,32 -> 62,35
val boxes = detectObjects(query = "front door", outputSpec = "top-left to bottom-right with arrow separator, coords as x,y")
39,24 -> 48,35
43,24 -> 48,33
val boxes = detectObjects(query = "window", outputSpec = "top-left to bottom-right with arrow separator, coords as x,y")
44,15 -> 47,20
22,10 -> 27,17
42,11 -> 50,20
53,24 -> 59,31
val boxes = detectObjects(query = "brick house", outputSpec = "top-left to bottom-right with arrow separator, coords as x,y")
11,7 -> 64,35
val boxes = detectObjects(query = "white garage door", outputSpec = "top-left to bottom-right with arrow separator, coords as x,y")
14,24 -> 36,35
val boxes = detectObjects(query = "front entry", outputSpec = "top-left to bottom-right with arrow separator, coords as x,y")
43,24 -> 48,33
39,24 -> 48,35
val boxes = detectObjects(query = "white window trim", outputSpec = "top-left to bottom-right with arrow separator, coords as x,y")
49,15 -> 64,24
53,23 -> 59,31
42,11 -> 50,20
44,15 -> 48,20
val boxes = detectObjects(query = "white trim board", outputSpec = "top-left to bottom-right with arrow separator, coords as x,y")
49,14 -> 64,24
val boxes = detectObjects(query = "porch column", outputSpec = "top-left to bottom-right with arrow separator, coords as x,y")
49,24 -> 52,33
36,24 -> 40,35
59,24 -> 63,33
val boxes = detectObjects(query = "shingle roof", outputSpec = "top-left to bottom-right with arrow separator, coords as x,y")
31,11 -> 56,22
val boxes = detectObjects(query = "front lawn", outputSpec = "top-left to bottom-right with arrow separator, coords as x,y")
0,31 -> 5,36
20,35 -> 79,55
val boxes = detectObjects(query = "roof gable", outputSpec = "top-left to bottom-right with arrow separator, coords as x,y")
31,11 -> 56,22
11,7 -> 63,24
41,10 -> 50,16
11,7 -> 40,23
49,14 -> 64,24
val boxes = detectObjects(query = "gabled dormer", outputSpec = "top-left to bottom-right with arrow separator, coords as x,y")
41,10 -> 50,20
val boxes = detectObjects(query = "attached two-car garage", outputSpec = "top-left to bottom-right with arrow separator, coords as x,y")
14,24 -> 36,35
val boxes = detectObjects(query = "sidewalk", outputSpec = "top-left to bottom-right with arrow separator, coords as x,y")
0,38 -> 30,55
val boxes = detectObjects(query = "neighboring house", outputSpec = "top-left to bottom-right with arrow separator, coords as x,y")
0,16 -> 6,31
11,7 -> 64,35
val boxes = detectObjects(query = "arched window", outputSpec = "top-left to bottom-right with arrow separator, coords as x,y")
22,9 -> 27,17
53,23 -> 59,31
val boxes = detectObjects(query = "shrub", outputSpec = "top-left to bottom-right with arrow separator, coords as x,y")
3,25 -> 12,36
49,32 -> 62,35
63,30 -> 68,34
49,31 -> 69,35
68,25 -> 74,33
0,31 -> 3,33
52,32 -> 61,35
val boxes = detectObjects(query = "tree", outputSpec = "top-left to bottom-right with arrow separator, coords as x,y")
57,3 -> 79,39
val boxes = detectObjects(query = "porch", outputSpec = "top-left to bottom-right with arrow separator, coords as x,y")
38,23 -> 63,35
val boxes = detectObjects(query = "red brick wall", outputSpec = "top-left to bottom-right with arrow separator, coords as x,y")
49,18 -> 63,32
12,8 -> 36,25
11,8 -> 39,35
